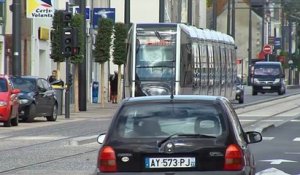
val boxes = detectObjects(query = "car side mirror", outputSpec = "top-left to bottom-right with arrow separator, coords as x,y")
97,133 -> 106,144
12,88 -> 20,94
246,131 -> 262,144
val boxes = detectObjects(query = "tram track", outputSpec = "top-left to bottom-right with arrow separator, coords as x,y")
0,148 -> 99,174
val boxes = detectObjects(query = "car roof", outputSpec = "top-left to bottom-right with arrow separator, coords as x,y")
123,95 -> 223,104
254,61 -> 281,65
11,76 -> 40,79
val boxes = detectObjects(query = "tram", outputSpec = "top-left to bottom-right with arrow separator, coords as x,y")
123,23 -> 237,101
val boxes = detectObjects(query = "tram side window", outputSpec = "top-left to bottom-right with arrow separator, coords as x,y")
180,31 -> 193,87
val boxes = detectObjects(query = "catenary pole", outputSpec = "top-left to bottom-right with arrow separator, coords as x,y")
79,0 -> 87,111
12,0 -> 21,76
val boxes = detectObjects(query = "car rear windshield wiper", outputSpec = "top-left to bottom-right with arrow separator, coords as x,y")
157,133 -> 216,147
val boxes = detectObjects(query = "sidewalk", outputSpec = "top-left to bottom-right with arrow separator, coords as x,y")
62,102 -> 120,120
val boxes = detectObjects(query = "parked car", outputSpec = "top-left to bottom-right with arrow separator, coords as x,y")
235,76 -> 244,104
95,95 -> 262,174
10,76 -> 58,122
252,61 -> 286,95
0,75 -> 20,127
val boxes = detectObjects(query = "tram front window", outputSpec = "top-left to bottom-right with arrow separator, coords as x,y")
136,26 -> 176,81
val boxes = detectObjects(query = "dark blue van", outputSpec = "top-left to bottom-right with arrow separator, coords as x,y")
252,61 -> 286,95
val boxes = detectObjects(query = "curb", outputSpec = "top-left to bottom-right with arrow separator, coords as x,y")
69,135 -> 98,146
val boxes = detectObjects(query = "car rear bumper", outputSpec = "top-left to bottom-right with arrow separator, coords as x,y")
96,170 -> 250,175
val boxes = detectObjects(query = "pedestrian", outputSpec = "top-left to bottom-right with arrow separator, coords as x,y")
48,70 -> 57,83
109,71 -> 118,104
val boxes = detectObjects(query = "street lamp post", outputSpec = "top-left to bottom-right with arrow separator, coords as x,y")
248,0 -> 253,86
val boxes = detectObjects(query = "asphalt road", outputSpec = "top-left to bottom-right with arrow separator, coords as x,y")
0,86 -> 300,175
252,115 -> 300,175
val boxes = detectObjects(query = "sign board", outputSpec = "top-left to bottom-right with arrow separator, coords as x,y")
263,44 -> 272,54
26,0 -> 54,18
93,8 -> 115,29
274,37 -> 281,49
73,6 -> 90,20
268,36 -> 274,45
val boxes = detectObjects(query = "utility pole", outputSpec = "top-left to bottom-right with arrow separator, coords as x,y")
212,0 -> 217,30
231,0 -> 235,38
248,0 -> 252,86
288,16 -> 292,85
125,0 -> 130,25
79,0 -> 87,111
159,0 -> 164,23
12,0 -> 21,76
227,0 -> 231,35
281,0 -> 285,51
187,0 -> 192,25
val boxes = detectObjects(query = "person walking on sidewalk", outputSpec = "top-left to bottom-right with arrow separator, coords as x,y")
110,71 -> 118,104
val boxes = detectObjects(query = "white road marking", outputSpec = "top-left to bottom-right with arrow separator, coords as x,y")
260,159 -> 297,165
285,152 -> 300,155
293,137 -> 300,141
262,137 -> 274,141
290,119 -> 300,122
9,136 -> 67,141
256,167 -> 290,175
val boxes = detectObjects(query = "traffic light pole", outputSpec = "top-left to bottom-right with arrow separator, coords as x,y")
65,57 -> 71,119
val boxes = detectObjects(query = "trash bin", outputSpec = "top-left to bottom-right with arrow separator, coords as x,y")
52,86 -> 64,115
92,81 -> 99,103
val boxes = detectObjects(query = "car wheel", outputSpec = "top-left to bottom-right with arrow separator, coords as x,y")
24,104 -> 36,123
46,104 -> 57,122
11,115 -> 19,126
252,89 -> 257,96
238,95 -> 244,104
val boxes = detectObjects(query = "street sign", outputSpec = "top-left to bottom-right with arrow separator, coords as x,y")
274,37 -> 281,49
93,8 -> 115,29
263,44 -> 272,54
74,7 -> 90,20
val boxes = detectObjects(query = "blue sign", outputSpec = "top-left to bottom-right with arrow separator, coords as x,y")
93,8 -> 115,29
74,7 -> 90,20
92,81 -> 99,103
274,37 -> 281,49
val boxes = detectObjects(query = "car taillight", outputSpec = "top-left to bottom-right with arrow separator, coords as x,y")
224,144 -> 244,171
98,146 -> 117,172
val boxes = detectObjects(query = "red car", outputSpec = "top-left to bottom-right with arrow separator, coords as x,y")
0,75 -> 20,127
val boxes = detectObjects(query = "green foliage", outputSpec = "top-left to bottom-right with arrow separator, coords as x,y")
113,23 -> 128,66
70,14 -> 84,64
207,0 -> 212,8
50,10 -> 65,62
94,18 -> 114,64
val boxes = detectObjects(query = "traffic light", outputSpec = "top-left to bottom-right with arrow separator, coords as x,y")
71,28 -> 80,56
61,27 -> 73,57
68,74 -> 73,86
61,11 -> 72,27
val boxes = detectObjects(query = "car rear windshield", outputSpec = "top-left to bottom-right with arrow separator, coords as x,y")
11,78 -> 36,93
114,102 -> 226,138
0,78 -> 8,92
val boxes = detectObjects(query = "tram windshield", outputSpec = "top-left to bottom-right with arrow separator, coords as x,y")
136,26 -> 177,81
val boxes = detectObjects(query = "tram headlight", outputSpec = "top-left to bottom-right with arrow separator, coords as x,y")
142,86 -> 169,96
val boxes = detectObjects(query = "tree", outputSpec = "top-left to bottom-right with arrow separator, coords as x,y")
50,10 -> 65,78
70,14 -> 85,112
94,18 -> 114,107
113,23 -> 128,102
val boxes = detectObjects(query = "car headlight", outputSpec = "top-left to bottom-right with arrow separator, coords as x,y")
142,87 -> 169,96
19,99 -> 30,104
236,89 -> 241,93
253,78 -> 260,84
0,101 -> 8,107
274,78 -> 280,84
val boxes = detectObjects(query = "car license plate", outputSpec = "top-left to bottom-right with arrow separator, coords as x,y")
145,157 -> 196,168
262,86 -> 271,89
